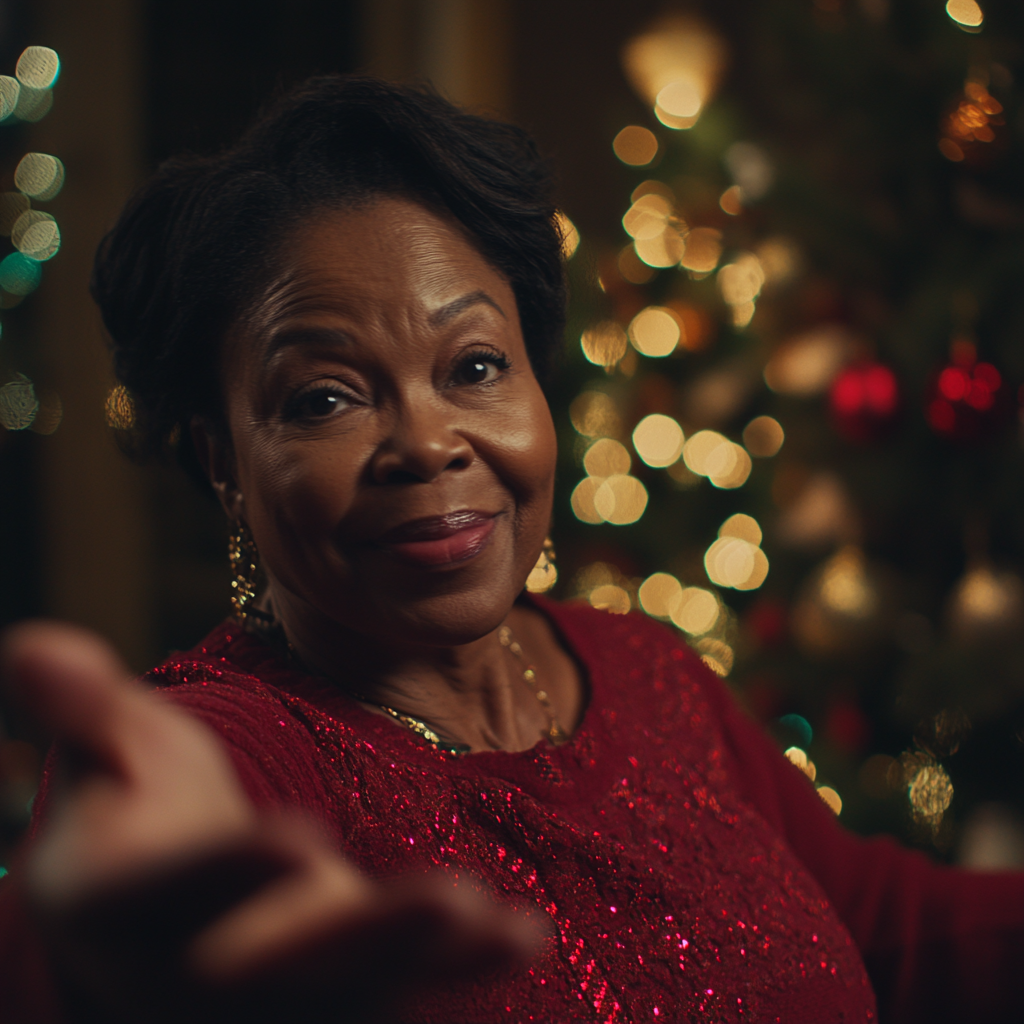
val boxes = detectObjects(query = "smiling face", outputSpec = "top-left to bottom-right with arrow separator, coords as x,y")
209,196 -> 557,650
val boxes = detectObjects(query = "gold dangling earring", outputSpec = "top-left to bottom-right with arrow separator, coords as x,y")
227,519 -> 271,627
525,536 -> 558,593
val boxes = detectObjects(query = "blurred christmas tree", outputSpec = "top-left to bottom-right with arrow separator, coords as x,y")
542,0 -> 1024,862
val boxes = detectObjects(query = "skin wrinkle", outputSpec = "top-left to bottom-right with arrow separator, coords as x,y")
196,196 -> 582,754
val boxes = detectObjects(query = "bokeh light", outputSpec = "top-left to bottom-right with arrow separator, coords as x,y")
719,185 -> 743,216
683,430 -> 752,489
589,583 -> 632,614
12,210 -> 59,261
946,0 -> 983,29
0,252 -> 42,295
785,746 -> 817,781
16,153 -> 64,201
719,513 -> 762,546
724,142 -> 775,201
0,373 -> 38,430
612,125 -> 659,166
909,764 -> 953,823
0,76 -> 19,120
16,46 -> 60,90
671,586 -> 720,635
555,210 -> 580,259
594,474 -> 648,524
570,477 -> 603,524
618,244 -> 656,284
584,437 -> 631,477
695,636 -> 734,676
705,536 -> 769,590
632,413 -> 685,467
679,226 -> 722,273
570,390 -> 622,439
628,306 -> 680,357
13,86 -> 52,123
817,786 -> 842,815
581,321 -> 627,366
634,228 -> 685,268
621,14 -> 726,130
718,252 -> 764,326
763,326 -> 854,396
742,415 -> 785,456
638,572 -> 683,618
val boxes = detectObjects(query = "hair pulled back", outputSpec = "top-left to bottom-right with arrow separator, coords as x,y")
91,75 -> 566,486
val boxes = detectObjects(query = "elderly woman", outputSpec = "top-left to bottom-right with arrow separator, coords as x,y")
0,77 -> 1022,1024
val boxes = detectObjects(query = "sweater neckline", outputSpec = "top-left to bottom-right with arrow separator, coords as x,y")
207,595 -> 602,767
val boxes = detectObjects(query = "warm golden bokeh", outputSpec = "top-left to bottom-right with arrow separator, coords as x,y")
570,477 -> 604,524
594,474 -> 649,525
679,226 -> 722,273
638,572 -> 683,618
612,125 -> 659,166
584,437 -> 631,477
628,306 -> 680,357
581,321 -> 628,366
670,586 -> 719,634
742,415 -> 785,457
570,390 -> 622,439
632,413 -> 685,468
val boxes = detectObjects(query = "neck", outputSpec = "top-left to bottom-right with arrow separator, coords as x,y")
265,589 -> 555,753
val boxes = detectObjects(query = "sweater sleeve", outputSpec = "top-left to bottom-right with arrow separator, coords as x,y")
0,671 -> 338,1023
701,663 -> 1024,1024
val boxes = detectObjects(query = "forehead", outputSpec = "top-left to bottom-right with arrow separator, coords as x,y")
249,196 -> 512,328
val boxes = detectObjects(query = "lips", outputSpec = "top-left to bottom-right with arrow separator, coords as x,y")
375,510 -> 497,566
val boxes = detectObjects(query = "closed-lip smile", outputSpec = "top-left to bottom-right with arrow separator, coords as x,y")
375,510 -> 498,566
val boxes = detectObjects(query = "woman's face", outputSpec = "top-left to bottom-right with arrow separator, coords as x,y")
211,197 -> 557,648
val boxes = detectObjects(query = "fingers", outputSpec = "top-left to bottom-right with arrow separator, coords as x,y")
0,620 -> 139,767
189,817 -> 544,993
187,817 -> 374,982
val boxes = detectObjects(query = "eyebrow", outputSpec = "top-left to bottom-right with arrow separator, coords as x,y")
428,289 -> 507,327
260,289 -> 507,363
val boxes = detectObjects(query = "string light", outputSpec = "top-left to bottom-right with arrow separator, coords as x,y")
570,390 -> 621,439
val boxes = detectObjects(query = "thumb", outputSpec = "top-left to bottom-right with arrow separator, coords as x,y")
0,620 -> 140,770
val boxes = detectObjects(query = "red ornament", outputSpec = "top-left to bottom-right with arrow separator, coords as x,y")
828,361 -> 900,443
926,341 -> 1006,441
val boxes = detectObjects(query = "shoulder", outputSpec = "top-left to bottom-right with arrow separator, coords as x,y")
142,621 -> 343,814
534,596 -> 731,721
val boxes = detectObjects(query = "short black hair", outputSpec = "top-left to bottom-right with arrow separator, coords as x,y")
91,75 -> 567,485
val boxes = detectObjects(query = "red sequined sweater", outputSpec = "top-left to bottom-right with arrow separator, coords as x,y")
2,600 -> 1023,1023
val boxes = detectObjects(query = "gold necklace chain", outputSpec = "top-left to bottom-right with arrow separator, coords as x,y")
371,624 -> 569,754
498,624 -> 568,746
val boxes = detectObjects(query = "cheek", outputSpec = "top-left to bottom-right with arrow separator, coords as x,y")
241,433 -> 362,562
484,391 -> 557,515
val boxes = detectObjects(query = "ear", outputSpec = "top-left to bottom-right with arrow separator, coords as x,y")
191,417 -> 244,520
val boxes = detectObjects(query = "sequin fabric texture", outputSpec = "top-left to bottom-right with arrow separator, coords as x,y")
149,602 -> 877,1023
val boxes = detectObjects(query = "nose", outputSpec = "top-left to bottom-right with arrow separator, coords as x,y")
370,396 -> 475,485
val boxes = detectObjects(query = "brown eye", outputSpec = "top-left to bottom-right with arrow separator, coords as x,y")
287,387 -> 351,420
455,352 -> 508,385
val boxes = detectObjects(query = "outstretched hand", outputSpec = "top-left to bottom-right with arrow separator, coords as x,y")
1,623 -> 539,1022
